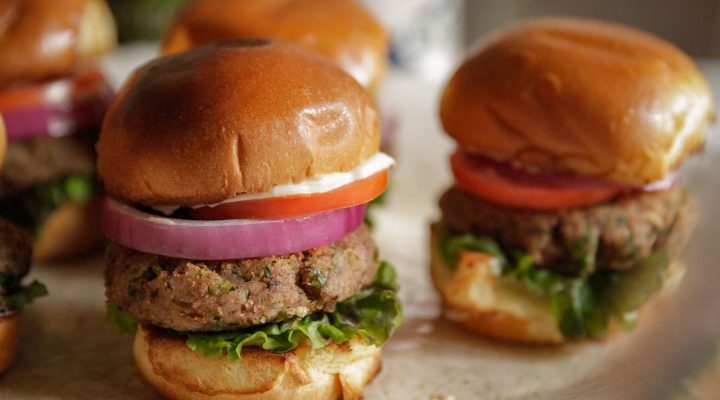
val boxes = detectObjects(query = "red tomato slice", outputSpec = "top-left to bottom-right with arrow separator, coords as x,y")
191,170 -> 389,220
0,68 -> 107,111
450,151 -> 619,210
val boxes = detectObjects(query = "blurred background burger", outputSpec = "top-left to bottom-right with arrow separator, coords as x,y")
0,0 -> 116,262
0,116 -> 47,375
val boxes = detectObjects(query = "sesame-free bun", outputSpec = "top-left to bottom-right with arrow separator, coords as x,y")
162,0 -> 387,95
429,224 -> 684,344
33,196 -> 102,263
0,0 -> 116,88
133,325 -> 381,400
98,40 -> 380,206
440,18 -> 715,185
0,314 -> 20,375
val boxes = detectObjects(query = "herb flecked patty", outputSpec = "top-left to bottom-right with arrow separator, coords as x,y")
0,134 -> 95,195
440,186 -> 697,274
106,225 -> 379,332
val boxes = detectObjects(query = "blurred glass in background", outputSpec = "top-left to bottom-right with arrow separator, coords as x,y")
361,0 -> 464,82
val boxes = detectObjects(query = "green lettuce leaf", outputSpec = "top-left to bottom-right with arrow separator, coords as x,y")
439,229 -> 506,268
437,226 -> 670,339
374,260 -> 399,290
107,261 -> 403,360
107,302 -> 139,335
0,281 -> 48,312
0,174 -> 96,233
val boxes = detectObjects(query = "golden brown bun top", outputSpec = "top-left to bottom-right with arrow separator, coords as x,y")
0,0 -> 116,88
98,39 -> 380,206
162,0 -> 388,95
440,18 -> 715,185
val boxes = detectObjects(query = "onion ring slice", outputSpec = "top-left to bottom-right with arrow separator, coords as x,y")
1,69 -> 113,140
101,197 -> 366,260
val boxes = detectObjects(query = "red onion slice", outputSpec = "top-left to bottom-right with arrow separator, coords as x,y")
1,70 -> 114,141
3,84 -> 113,141
101,197 -> 366,260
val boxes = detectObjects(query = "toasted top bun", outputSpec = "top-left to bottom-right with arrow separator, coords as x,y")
161,0 -> 388,95
0,0 -> 116,88
133,325 -> 381,400
440,18 -> 715,185
98,40 -> 380,206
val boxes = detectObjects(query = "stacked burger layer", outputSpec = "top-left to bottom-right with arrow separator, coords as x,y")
0,119 -> 47,374
0,0 -> 116,262
431,19 -> 715,344
99,40 -> 402,399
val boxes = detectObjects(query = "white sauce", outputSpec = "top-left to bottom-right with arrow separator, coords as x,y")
151,152 -> 395,215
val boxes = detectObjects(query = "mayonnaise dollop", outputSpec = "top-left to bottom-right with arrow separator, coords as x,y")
152,153 -> 395,215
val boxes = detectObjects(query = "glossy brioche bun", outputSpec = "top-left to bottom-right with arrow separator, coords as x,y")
133,325 -> 381,400
162,0 -> 387,95
33,196 -> 102,263
98,39 -> 380,207
0,314 -> 20,375
440,18 -> 715,185
429,224 -> 684,344
0,0 -> 116,88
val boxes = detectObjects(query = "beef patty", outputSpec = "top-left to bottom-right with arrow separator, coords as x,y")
439,186 -> 697,274
106,225 -> 378,332
0,218 -> 32,295
1,134 -> 95,196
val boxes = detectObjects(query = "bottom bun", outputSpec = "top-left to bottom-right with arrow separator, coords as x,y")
0,313 -> 20,375
133,326 -> 382,400
429,224 -> 684,345
34,196 -> 103,263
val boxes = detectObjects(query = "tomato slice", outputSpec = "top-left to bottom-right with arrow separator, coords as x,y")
191,170 -> 389,220
450,151 -> 619,210
0,68 -> 108,111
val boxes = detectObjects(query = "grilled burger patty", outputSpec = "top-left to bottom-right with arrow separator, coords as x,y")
0,134 -> 95,196
440,186 -> 697,274
106,225 -> 379,332
0,218 -> 32,295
